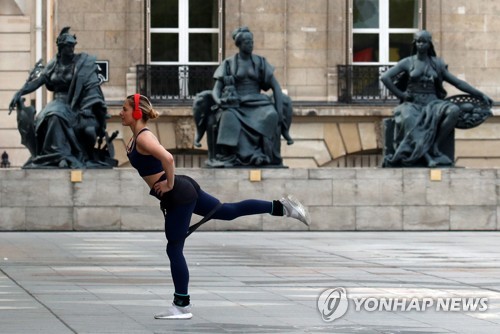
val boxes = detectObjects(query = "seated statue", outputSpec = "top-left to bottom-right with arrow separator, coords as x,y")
1,151 -> 10,168
8,27 -> 116,168
381,30 -> 493,168
193,26 -> 294,168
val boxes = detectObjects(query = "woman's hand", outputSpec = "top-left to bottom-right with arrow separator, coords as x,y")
154,179 -> 174,196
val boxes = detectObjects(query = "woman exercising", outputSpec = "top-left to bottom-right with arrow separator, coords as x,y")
121,94 -> 310,320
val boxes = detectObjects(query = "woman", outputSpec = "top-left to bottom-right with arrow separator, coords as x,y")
9,27 -> 108,168
210,26 -> 293,167
121,94 -> 310,320
381,30 -> 493,167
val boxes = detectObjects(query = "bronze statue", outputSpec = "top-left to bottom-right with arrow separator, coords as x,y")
193,26 -> 293,168
1,151 -> 10,168
8,27 -> 116,168
381,30 -> 493,167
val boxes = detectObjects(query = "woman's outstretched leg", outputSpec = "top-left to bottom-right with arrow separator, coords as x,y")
193,189 -> 310,225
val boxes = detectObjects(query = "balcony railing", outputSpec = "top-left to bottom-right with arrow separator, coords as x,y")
137,64 -> 398,104
337,65 -> 398,103
136,65 -> 218,103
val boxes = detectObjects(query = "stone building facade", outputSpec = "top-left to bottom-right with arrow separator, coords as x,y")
1,0 -> 500,169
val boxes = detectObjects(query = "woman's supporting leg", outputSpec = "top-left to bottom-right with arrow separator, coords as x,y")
164,201 -> 196,297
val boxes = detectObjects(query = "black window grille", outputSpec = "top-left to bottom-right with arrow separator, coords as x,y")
337,65 -> 398,103
137,65 -> 218,103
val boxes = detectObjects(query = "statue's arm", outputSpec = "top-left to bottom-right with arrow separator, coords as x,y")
17,74 -> 46,96
8,75 -> 46,112
211,79 -> 223,106
381,73 -> 404,100
442,68 -> 493,106
381,60 -> 410,101
270,76 -> 283,121
380,58 -> 412,101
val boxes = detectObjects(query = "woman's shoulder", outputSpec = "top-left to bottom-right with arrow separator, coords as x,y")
135,128 -> 159,152
136,128 -> 156,140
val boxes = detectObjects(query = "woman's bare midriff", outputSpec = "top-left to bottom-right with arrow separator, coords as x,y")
143,171 -> 165,189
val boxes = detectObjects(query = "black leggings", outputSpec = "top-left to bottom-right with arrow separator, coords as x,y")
164,189 -> 273,295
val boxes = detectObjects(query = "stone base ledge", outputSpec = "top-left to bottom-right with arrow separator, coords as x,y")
0,168 -> 498,231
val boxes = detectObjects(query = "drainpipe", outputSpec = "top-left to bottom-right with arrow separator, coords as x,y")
283,0 -> 287,90
35,0 -> 42,112
46,0 -> 54,104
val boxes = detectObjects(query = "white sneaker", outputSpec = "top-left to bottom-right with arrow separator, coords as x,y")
154,303 -> 192,320
280,195 -> 311,226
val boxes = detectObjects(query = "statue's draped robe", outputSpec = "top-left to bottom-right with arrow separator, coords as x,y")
384,57 -> 455,167
213,54 -> 282,165
27,53 -> 107,168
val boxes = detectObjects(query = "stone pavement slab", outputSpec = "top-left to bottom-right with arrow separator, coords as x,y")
0,231 -> 500,333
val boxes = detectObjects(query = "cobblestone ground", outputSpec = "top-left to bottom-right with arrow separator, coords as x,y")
1,231 -> 500,333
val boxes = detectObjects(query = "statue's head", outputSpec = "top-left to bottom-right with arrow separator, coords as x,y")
411,30 -> 436,57
175,118 -> 195,149
232,26 -> 253,48
56,27 -> 77,50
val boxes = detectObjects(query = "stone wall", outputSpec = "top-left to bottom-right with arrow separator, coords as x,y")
0,5 -> 33,169
426,1 -> 500,97
1,168 -> 498,231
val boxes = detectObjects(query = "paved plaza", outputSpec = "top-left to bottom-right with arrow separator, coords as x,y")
1,231 -> 500,333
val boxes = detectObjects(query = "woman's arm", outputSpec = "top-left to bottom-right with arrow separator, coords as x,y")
137,132 -> 175,195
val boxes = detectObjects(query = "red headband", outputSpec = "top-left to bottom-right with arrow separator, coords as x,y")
134,94 -> 140,112
132,94 -> 142,120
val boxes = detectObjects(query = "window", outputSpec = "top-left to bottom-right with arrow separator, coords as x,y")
149,0 -> 221,65
338,0 -> 423,102
352,0 -> 422,64
143,0 -> 222,100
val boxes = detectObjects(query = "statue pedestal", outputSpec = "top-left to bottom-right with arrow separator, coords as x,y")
0,167 -> 498,231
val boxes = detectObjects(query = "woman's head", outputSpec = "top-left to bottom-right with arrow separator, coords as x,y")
121,94 -> 159,124
232,26 -> 253,52
411,30 -> 437,57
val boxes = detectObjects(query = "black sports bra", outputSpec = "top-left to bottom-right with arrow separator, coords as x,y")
127,128 -> 164,177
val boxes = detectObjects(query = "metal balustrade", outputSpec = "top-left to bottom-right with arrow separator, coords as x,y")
337,65 -> 398,103
137,65 -> 218,103
137,64 -> 398,105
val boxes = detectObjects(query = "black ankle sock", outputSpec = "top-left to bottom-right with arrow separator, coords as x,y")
173,293 -> 190,307
271,200 -> 284,216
